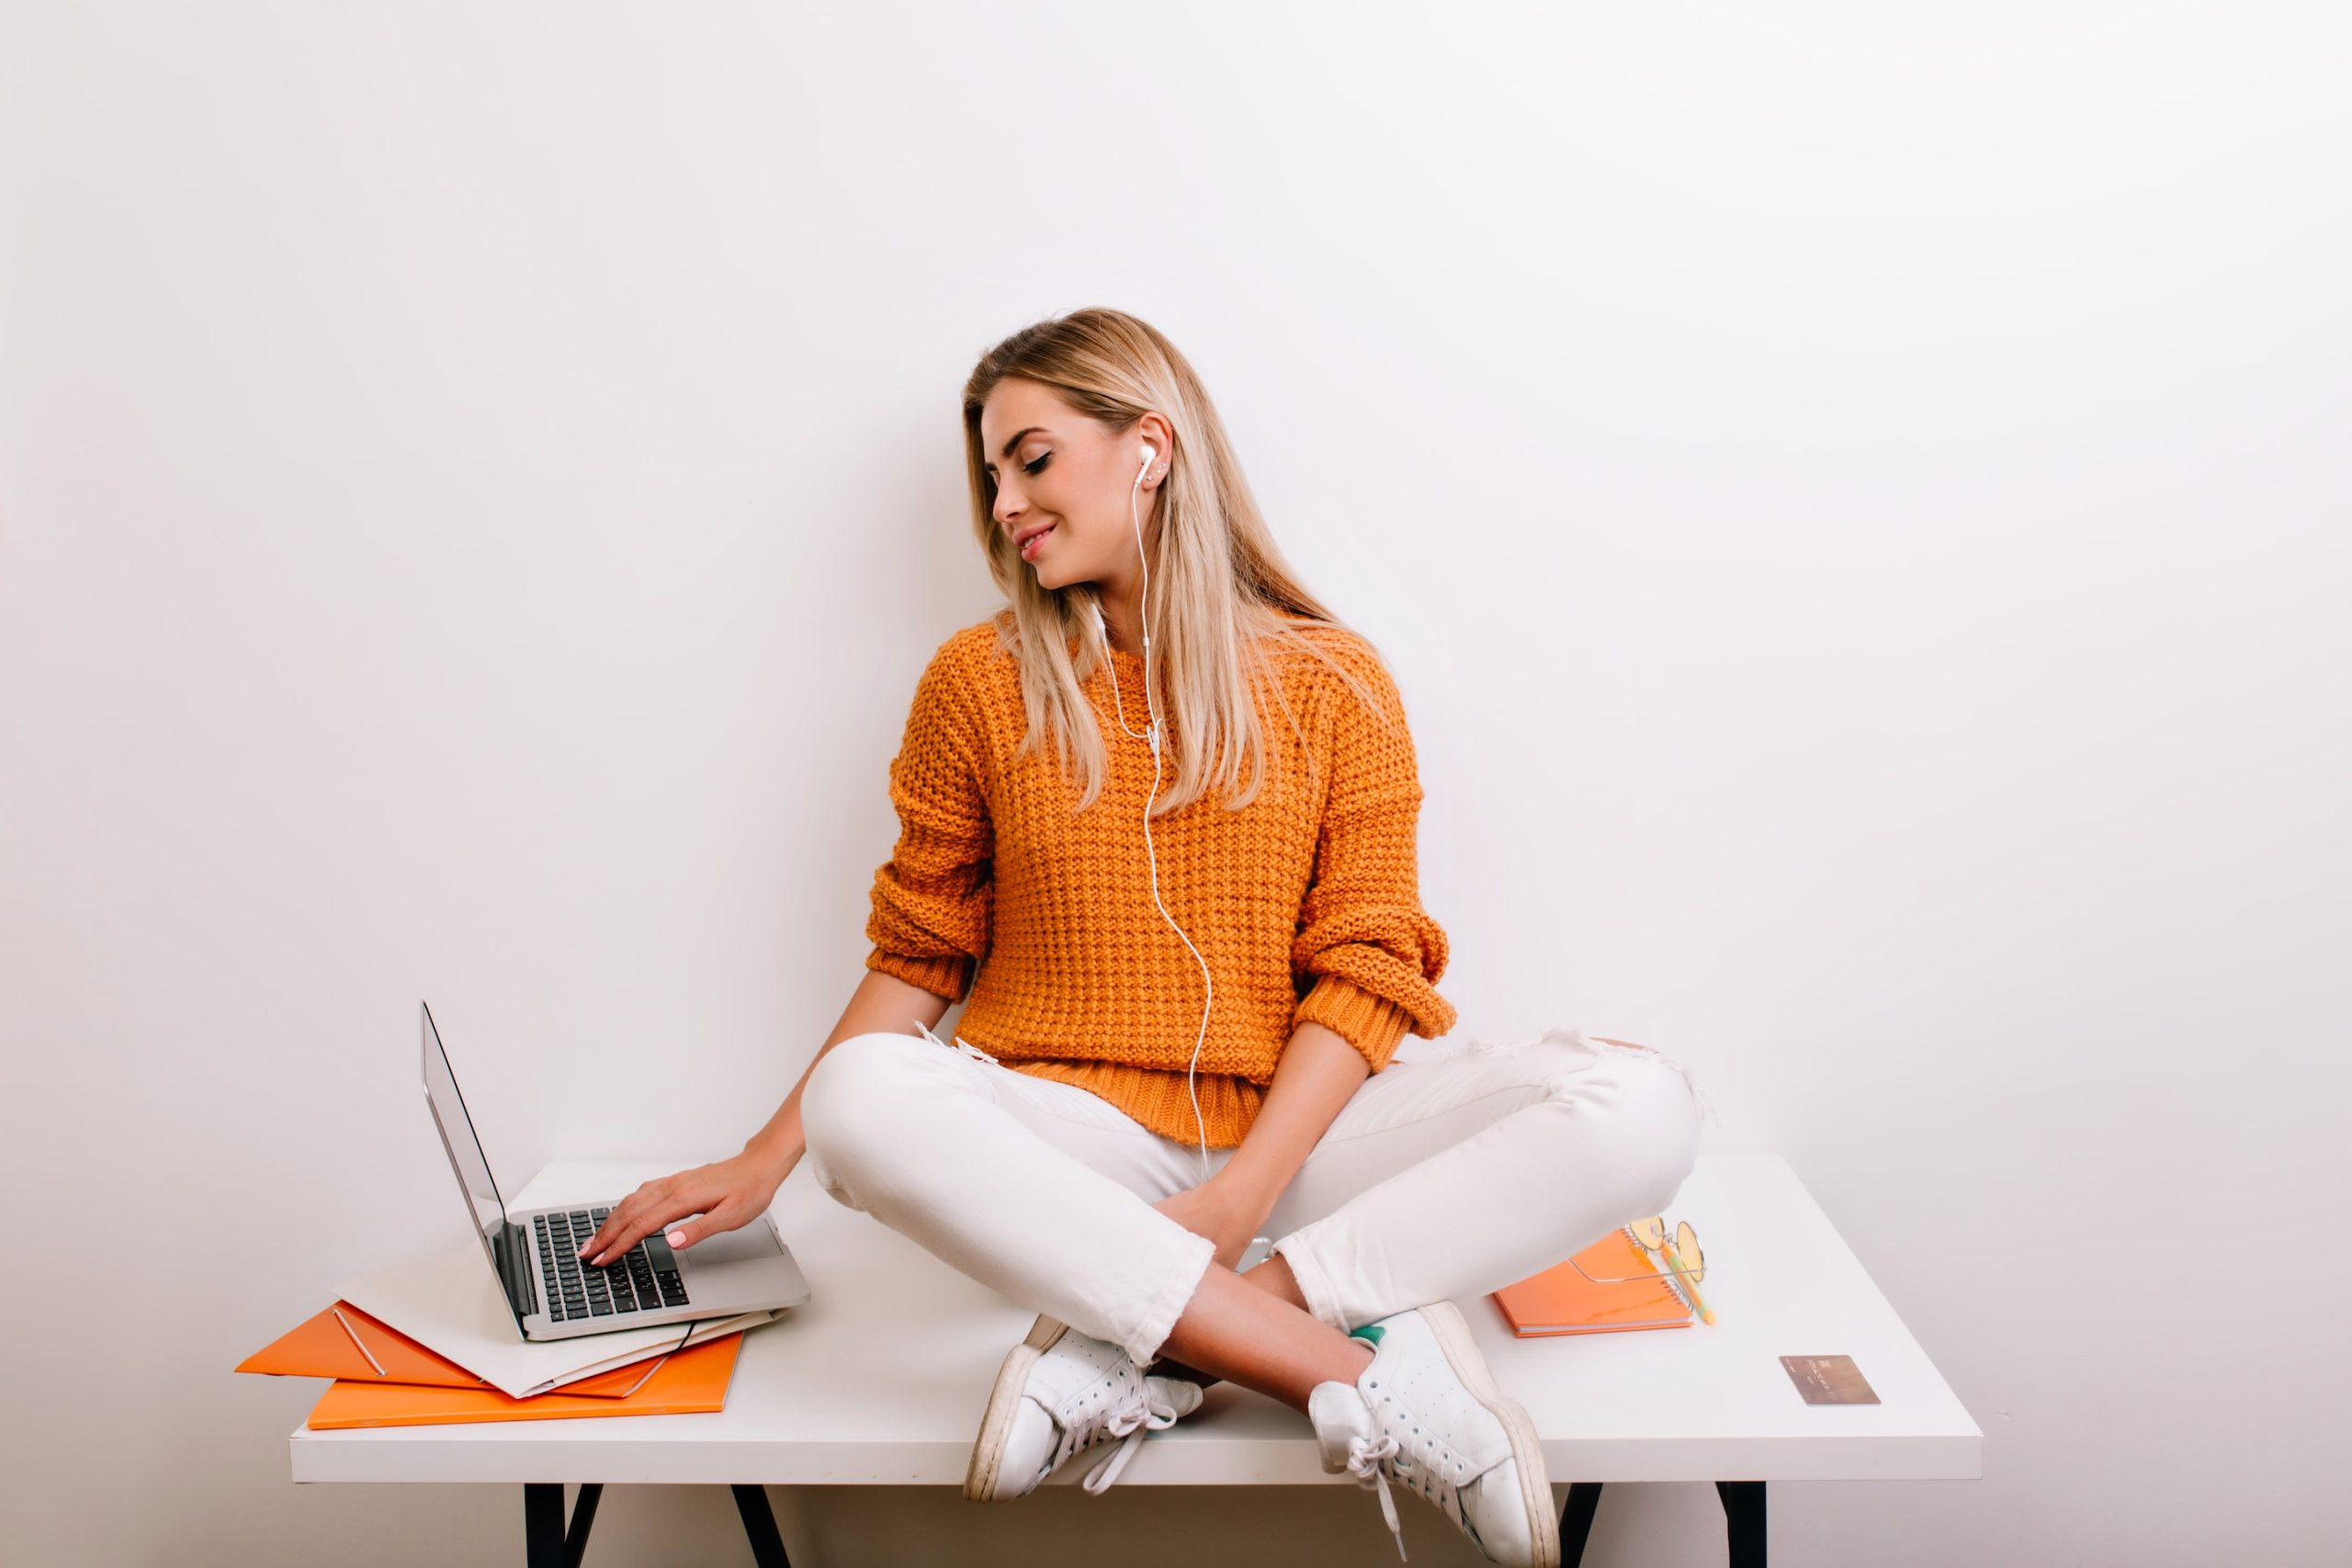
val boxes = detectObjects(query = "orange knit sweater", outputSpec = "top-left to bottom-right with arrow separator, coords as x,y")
864,615 -> 1456,1148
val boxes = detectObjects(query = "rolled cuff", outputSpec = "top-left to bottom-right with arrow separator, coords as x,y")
1127,1228 -> 1218,1369
1294,976 -> 1413,1073
1268,1227 -> 1356,1334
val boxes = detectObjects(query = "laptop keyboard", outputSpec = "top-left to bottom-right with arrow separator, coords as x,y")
534,1208 -> 691,1322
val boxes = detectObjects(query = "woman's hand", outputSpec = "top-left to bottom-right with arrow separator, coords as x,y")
1153,1175 -> 1269,1272
577,1145 -> 797,1268
1150,1021 -> 1367,1274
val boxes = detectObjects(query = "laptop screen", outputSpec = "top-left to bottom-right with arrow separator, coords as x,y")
419,1000 -> 535,1327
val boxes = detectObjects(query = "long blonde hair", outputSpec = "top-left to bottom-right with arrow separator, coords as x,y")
962,308 -> 1385,816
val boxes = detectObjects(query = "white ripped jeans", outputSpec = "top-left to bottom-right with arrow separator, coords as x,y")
799,1027 -> 1708,1369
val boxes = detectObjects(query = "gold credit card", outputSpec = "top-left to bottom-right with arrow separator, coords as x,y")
1779,1354 -> 1880,1404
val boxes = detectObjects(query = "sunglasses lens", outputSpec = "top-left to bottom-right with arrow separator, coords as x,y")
1628,1215 -> 1666,1249
1676,1220 -> 1703,1284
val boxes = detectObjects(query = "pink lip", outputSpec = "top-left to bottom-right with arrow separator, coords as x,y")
1016,523 -> 1056,560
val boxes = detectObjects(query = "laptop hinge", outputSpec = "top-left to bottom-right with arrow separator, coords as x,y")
493,1220 -> 539,1318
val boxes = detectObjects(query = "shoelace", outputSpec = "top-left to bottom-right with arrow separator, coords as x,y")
1342,1432 -> 1408,1559
1348,1416 -> 1485,1562
1063,1386 -> 1182,1495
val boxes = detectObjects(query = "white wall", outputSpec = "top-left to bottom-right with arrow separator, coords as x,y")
4,3 -> 2345,1563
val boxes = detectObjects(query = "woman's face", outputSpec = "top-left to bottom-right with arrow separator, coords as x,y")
978,378 -> 1169,597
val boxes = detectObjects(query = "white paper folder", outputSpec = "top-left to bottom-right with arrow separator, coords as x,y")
337,1242 -> 775,1399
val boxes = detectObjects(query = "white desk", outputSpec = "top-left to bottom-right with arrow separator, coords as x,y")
290,1154 -> 1980,1564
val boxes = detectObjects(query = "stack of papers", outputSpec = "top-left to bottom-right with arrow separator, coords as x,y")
335,1242 -> 775,1397
238,1242 -> 777,1427
301,1331 -> 744,1429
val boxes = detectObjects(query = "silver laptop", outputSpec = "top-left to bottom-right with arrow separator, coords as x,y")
420,999 -> 810,1341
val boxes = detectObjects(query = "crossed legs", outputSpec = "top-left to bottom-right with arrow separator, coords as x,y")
801,1029 -> 1703,1414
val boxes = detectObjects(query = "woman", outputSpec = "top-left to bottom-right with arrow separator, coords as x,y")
578,308 -> 1703,1567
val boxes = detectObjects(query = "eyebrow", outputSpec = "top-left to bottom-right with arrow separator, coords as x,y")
982,426 -> 1049,472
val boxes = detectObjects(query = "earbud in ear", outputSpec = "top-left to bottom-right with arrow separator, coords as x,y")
1138,443 -> 1156,476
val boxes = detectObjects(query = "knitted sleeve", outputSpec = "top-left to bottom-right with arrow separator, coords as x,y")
1289,640 -> 1457,1071
864,637 -> 994,1001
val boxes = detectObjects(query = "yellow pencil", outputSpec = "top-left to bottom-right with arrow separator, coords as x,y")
1655,1237 -> 1717,1325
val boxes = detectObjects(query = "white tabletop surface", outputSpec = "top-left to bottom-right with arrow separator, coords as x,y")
289,1153 -> 1981,1486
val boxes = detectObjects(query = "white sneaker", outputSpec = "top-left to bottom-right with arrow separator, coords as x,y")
964,1314 -> 1205,1502
1307,1301 -> 1559,1567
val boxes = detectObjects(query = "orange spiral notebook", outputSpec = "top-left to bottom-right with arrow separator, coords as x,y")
1490,1226 -> 1699,1336
303,1330 -> 745,1429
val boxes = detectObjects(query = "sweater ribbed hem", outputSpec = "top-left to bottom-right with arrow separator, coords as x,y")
1295,976 -> 1413,1072
863,946 -> 971,1003
1004,1058 -> 1265,1148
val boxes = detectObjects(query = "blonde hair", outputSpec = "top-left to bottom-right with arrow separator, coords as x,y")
962,308 -> 1386,816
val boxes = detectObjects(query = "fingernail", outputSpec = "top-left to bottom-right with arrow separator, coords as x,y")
666,1230 -> 686,1247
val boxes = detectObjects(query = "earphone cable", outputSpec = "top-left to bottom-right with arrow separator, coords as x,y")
1114,450 -> 1217,1184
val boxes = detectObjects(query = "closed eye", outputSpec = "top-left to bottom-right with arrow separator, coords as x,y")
985,452 -> 1053,481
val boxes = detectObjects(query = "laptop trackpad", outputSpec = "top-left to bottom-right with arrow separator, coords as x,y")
679,1224 -> 783,1268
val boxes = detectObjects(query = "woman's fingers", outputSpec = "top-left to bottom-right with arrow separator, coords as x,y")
581,1176 -> 696,1266
660,1198 -> 741,1252
572,1162 -> 769,1265
577,1179 -> 658,1259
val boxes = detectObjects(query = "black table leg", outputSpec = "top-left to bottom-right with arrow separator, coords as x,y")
1717,1480 -> 1765,1567
523,1483 -> 600,1568
1559,1482 -> 1604,1566
565,1484 -> 602,1566
733,1483 -> 791,1568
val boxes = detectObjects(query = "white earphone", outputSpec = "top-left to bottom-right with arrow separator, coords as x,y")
1094,439 -> 1218,1182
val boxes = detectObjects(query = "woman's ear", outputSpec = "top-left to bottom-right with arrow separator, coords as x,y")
1136,412 -> 1175,488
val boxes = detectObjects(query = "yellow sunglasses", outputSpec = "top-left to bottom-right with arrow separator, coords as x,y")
1567,1214 -> 1704,1285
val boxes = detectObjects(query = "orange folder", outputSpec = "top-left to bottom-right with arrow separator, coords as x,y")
238,1303 -> 651,1397
1490,1227 -> 1697,1337
304,1330 -> 744,1429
